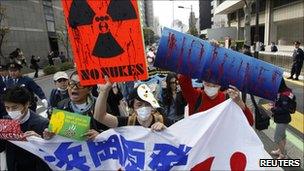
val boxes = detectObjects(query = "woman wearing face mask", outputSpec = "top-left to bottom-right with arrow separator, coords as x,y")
178,75 -> 254,126
94,77 -> 171,130
0,86 -> 51,171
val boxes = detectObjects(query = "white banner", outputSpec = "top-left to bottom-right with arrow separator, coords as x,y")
10,100 -> 277,170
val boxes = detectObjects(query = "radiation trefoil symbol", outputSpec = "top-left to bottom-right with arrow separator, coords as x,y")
68,0 -> 137,58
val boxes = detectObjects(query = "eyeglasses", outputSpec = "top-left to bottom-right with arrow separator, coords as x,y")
56,78 -> 68,83
68,81 -> 87,89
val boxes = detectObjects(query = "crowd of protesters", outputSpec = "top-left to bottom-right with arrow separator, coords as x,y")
0,39 -> 301,169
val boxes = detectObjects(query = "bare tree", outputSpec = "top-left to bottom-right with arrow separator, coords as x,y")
0,6 -> 10,64
56,25 -> 71,61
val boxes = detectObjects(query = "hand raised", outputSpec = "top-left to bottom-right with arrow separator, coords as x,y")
97,76 -> 112,93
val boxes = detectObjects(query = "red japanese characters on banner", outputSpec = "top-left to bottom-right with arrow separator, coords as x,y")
61,0 -> 148,85
0,119 -> 25,141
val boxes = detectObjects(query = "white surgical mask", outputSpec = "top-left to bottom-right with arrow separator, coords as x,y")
136,106 -> 152,121
8,110 -> 23,120
204,86 -> 219,97
147,57 -> 153,63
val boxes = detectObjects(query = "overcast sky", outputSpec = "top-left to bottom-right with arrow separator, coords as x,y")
153,0 -> 200,28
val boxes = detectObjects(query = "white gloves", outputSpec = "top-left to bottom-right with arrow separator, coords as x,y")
41,99 -> 48,108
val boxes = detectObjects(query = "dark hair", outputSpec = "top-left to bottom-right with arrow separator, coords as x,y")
294,41 -> 301,45
2,86 -> 31,105
127,87 -> 144,108
163,73 -> 177,106
69,71 -> 92,89
278,79 -> 291,93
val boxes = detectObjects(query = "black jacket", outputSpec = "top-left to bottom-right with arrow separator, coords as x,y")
292,48 -> 304,64
0,111 -> 51,171
30,57 -> 40,69
271,45 -> 278,52
162,88 -> 187,121
107,88 -> 123,116
271,91 -> 295,124
49,88 -> 69,108
5,76 -> 46,100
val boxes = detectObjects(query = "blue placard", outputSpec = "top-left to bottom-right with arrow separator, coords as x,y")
154,27 -> 283,100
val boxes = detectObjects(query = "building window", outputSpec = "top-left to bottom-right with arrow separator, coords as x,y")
238,9 -> 244,18
42,0 -> 52,7
42,0 -> 56,32
228,12 -> 237,22
251,0 -> 266,13
46,20 -> 55,32
277,19 -> 304,45
273,0 -> 300,8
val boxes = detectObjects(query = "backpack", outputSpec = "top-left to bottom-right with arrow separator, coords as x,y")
279,92 -> 297,114
127,111 -> 164,125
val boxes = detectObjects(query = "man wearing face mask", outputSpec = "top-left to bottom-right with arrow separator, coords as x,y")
178,75 -> 254,126
0,86 -> 51,170
94,77 -> 172,131
49,71 -> 69,108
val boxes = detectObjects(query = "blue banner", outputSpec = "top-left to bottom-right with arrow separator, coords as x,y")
154,28 -> 283,100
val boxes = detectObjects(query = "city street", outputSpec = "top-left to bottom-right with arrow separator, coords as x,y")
249,76 -> 304,169
0,0 -> 303,170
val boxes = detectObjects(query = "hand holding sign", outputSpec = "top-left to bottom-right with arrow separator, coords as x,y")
48,109 -> 91,141
227,85 -> 246,110
23,131 -> 41,138
43,128 -> 55,140
97,76 -> 112,93
84,129 -> 100,141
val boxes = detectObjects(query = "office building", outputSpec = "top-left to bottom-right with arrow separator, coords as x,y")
213,0 -> 303,50
0,0 -> 67,65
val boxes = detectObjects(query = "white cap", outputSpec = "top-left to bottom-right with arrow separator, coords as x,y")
137,84 -> 160,108
53,71 -> 69,81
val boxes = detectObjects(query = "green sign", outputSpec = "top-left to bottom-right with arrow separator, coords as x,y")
49,109 -> 91,141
